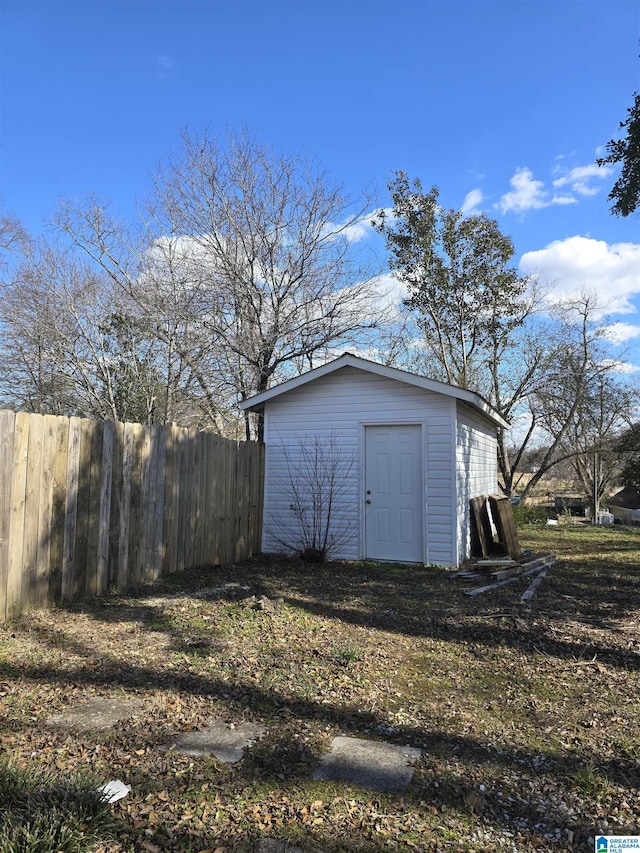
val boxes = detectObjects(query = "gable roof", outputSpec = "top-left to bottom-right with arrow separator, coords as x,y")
609,486 -> 640,510
240,353 -> 510,429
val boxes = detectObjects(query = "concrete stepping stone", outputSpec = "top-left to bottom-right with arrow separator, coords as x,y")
312,736 -> 420,793
163,720 -> 266,763
46,697 -> 144,731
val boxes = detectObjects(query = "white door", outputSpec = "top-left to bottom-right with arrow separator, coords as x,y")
364,425 -> 423,563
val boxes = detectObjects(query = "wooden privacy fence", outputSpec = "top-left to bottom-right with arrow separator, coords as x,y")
0,410 -> 265,621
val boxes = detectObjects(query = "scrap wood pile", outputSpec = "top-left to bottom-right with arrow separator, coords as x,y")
459,494 -> 557,601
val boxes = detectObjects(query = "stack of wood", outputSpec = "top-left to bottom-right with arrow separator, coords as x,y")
459,495 -> 556,601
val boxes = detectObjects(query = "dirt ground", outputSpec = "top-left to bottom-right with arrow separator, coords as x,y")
1,524 -> 639,852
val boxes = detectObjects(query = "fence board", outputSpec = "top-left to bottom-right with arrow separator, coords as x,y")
152,426 -> 166,580
22,414 -> 44,609
127,423 -> 145,584
144,425 -> 159,582
7,413 -> 30,617
117,422 -> 135,589
176,426 -> 189,572
135,424 -> 151,584
86,420 -> 104,598
49,416 -> 69,606
206,433 -> 218,566
185,429 -> 197,570
73,419 -> 93,598
62,417 -> 82,601
0,410 -> 16,621
97,421 -> 114,596
0,410 -> 264,620
212,435 -> 222,565
36,415 -> 57,608
196,430 -> 207,565
162,425 -> 179,575
108,421 -> 124,588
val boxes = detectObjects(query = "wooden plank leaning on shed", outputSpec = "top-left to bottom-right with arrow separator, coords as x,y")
488,494 -> 521,560
469,494 -> 521,561
470,496 -> 493,558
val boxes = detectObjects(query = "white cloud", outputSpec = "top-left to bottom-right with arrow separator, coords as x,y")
366,271 -> 407,312
552,163 -> 612,197
498,161 -> 612,214
461,189 -> 484,215
598,358 -> 640,375
323,208 -> 391,243
520,236 -> 640,315
498,168 -> 550,214
601,322 -> 640,345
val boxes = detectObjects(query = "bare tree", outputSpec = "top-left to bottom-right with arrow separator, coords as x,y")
57,129 -> 382,438
520,293 -> 638,503
0,237 -> 173,421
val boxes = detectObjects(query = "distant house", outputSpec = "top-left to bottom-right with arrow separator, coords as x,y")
608,486 -> 640,524
240,353 -> 509,567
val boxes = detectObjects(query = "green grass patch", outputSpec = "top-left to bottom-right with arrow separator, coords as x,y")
0,763 -> 119,853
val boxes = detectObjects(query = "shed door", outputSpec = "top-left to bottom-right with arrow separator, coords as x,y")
364,425 -> 423,563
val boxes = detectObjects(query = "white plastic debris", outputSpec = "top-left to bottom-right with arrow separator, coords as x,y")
98,779 -> 131,803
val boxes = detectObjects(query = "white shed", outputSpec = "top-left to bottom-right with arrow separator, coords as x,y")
240,353 -> 509,567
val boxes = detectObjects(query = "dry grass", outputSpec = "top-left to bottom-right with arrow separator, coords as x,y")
0,524 -> 638,851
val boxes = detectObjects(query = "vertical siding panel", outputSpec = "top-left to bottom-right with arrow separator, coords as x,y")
0,411 -> 16,621
97,420 -> 114,596
62,417 -> 81,601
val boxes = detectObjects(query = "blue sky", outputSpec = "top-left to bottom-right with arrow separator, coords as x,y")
2,0 -> 639,364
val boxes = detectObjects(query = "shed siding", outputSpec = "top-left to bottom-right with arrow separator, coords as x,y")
455,402 -> 498,561
262,366 -> 457,565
